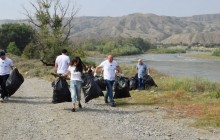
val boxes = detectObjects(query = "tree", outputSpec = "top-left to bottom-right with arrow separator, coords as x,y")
23,0 -> 79,62
0,23 -> 34,52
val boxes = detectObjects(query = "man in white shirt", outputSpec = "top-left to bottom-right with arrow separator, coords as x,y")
54,49 -> 70,75
94,55 -> 122,107
0,50 -> 13,102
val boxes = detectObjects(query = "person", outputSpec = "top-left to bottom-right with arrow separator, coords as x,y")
0,50 -> 13,102
54,49 -> 70,75
64,57 -> 86,112
94,55 -> 122,107
136,58 -> 150,90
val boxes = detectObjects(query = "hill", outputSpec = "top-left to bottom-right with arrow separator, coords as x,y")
1,13 -> 220,45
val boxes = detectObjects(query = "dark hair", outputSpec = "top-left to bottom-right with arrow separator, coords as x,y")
62,49 -> 67,54
71,57 -> 86,73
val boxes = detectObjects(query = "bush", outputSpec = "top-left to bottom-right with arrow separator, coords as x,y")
212,49 -> 220,57
7,42 -> 21,56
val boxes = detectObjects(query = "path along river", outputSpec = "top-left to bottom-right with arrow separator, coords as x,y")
87,51 -> 220,83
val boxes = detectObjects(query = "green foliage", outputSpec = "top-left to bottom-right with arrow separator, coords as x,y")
0,23 -> 34,51
212,49 -> 220,57
22,43 -> 40,59
7,42 -> 21,56
78,37 -> 152,56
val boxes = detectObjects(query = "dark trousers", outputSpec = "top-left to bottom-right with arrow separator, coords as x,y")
0,74 -> 9,99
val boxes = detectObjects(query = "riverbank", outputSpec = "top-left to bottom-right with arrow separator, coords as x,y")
1,78 -> 220,140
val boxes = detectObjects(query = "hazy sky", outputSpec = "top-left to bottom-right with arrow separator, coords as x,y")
0,0 -> 220,20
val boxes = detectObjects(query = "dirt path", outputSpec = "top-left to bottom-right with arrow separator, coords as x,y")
0,78 -> 220,140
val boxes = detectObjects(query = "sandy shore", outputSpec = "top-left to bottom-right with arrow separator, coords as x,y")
0,78 -> 220,140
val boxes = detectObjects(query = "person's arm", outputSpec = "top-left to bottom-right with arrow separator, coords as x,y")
54,63 -> 58,74
94,65 -> 102,76
147,67 -> 150,75
10,60 -> 14,70
10,64 -> 14,70
63,70 -> 70,77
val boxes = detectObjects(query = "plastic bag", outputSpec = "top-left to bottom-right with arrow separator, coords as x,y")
94,75 -> 106,91
52,77 -> 71,104
6,68 -> 24,96
82,73 -> 104,103
129,76 -> 138,90
113,76 -> 131,99
143,74 -> 158,89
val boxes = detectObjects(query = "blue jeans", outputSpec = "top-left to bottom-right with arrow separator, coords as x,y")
138,78 -> 144,89
69,80 -> 82,104
105,80 -> 115,103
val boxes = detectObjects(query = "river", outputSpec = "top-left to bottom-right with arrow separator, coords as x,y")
87,52 -> 220,83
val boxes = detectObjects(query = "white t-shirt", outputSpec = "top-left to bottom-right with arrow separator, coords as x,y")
68,66 -> 82,81
0,57 -> 13,75
99,60 -> 118,81
55,54 -> 70,74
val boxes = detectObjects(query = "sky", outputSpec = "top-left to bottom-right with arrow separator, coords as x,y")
0,0 -> 220,20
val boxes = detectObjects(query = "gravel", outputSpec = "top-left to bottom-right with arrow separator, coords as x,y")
0,78 -> 220,140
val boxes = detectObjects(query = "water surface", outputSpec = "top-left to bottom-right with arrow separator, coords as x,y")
87,52 -> 220,83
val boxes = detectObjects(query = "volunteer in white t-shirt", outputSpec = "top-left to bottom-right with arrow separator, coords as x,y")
54,49 -> 70,74
0,50 -> 13,102
94,55 -> 122,107
64,57 -> 85,112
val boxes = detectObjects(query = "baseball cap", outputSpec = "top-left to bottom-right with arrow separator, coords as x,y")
0,50 -> 5,56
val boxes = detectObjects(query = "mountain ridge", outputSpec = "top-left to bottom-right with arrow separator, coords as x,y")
1,13 -> 220,45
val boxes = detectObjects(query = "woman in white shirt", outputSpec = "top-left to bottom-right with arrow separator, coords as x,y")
64,57 -> 85,112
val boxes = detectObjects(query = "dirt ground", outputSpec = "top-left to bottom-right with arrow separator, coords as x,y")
1,78 -> 220,140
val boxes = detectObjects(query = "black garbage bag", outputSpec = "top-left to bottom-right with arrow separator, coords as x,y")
6,68 -> 24,96
82,73 -> 104,103
113,76 -> 131,99
129,76 -> 138,90
94,75 -> 106,91
52,77 -> 71,104
143,74 -> 158,89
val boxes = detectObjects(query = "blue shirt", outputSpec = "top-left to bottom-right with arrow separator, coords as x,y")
136,63 -> 147,78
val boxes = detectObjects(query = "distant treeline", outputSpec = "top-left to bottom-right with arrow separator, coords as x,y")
76,37 -> 154,56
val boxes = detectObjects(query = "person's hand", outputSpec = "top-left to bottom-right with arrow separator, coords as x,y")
148,73 -> 150,76
94,73 -> 97,76
120,73 -> 124,76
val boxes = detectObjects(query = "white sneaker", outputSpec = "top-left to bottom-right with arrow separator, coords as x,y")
4,96 -> 9,100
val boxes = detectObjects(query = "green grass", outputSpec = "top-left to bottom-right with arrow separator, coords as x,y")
147,48 -> 186,54
115,64 -> 220,128
184,54 -> 220,59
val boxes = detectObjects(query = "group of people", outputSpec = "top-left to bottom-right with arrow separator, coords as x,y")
0,48 -> 150,110
54,49 -> 150,112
